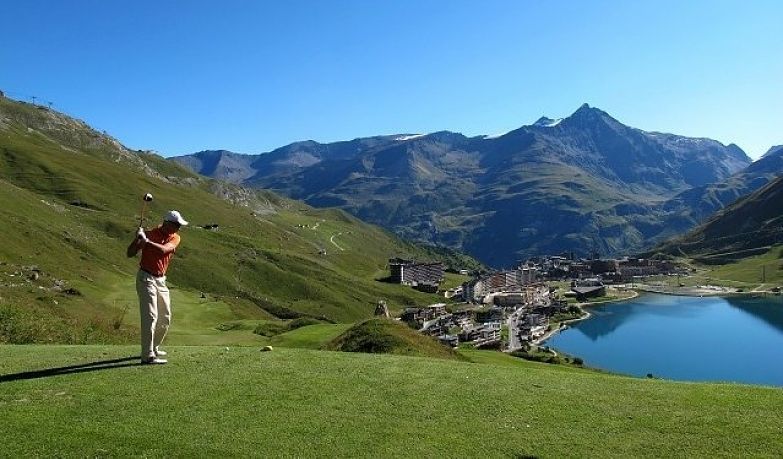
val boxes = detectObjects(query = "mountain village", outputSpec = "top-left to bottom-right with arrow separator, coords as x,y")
387,255 -> 683,352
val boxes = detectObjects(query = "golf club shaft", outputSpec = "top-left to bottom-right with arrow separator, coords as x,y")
139,201 -> 148,228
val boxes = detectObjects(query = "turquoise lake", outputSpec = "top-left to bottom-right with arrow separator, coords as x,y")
544,293 -> 783,386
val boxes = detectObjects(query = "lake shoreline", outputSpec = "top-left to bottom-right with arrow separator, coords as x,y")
535,289 -> 640,345
633,284 -> 781,298
539,287 -> 780,346
540,292 -> 783,387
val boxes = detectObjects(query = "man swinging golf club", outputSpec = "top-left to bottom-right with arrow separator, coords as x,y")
127,195 -> 188,365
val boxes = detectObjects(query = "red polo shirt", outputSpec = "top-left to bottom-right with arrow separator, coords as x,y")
139,226 -> 181,277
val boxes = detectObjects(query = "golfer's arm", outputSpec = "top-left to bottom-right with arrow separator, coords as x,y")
143,241 -> 177,255
126,238 -> 143,257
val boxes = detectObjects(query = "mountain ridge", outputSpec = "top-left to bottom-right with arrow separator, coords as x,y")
654,174 -> 783,262
172,104 -> 759,266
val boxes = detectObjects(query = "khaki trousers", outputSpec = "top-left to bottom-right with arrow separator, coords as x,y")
136,270 -> 171,358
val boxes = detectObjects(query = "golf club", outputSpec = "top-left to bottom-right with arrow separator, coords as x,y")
139,193 -> 153,228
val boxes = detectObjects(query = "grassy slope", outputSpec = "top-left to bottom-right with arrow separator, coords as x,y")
442,272 -> 470,290
655,175 -> 783,261
645,173 -> 783,289
1,345 -> 781,457
696,245 -> 783,288
0,97 -> 474,343
708,245 -> 783,285
325,318 -> 463,360
639,246 -> 783,291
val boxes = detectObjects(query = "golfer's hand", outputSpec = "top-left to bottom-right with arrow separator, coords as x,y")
137,228 -> 148,243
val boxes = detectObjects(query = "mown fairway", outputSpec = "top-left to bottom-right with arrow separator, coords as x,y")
1,345 -> 782,457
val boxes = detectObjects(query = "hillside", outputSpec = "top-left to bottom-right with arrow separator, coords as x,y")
655,175 -> 783,262
651,144 -> 783,237
173,104 -> 751,266
1,345 -> 782,457
0,95 -> 479,344
325,318 -> 462,360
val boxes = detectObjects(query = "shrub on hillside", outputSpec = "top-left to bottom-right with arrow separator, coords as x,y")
0,304 -> 125,344
511,350 -> 565,366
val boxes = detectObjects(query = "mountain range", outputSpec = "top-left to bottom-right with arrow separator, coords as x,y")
174,104 -> 780,266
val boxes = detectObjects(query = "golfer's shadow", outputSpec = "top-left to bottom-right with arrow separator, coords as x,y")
0,356 -> 139,383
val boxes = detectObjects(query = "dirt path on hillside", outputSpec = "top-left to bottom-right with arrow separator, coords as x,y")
330,233 -> 345,251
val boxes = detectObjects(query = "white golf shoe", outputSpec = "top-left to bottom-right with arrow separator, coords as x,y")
155,348 -> 167,357
141,357 -> 167,365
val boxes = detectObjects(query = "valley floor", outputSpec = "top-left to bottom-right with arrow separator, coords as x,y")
1,345 -> 782,457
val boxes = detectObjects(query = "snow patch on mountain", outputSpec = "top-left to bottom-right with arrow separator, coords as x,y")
395,134 -> 425,141
533,116 -> 563,127
482,131 -> 510,140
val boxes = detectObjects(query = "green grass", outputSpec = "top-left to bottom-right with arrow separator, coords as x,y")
1,345 -> 782,457
458,348 -> 556,369
510,348 -> 584,367
638,247 -> 783,291
265,323 -> 352,349
578,289 -> 637,305
707,245 -> 783,287
441,272 -> 470,290
325,319 -> 463,360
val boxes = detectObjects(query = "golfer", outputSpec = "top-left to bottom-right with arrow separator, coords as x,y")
126,210 -> 188,364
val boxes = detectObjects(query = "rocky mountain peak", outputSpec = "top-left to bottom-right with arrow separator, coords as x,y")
761,145 -> 783,159
560,103 -> 618,129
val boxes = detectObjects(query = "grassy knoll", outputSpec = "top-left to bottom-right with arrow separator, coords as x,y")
325,318 -> 462,360
1,345 -> 782,457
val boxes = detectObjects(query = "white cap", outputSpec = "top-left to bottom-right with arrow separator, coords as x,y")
164,210 -> 189,226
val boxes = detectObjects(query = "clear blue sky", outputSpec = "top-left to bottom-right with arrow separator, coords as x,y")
2,1 -> 781,159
